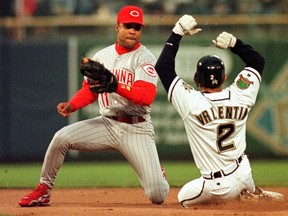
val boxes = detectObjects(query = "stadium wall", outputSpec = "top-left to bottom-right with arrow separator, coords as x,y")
0,38 -> 287,162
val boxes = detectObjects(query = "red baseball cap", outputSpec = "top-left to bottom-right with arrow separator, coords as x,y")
117,5 -> 145,26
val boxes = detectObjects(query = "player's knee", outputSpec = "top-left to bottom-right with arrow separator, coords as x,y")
53,130 -> 67,143
178,194 -> 194,207
146,183 -> 170,204
147,192 -> 165,204
177,187 -> 201,207
177,191 -> 188,207
177,188 -> 186,201
50,128 -> 71,151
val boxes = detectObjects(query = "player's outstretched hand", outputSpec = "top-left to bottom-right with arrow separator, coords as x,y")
57,102 -> 73,117
172,14 -> 202,36
213,31 -> 237,49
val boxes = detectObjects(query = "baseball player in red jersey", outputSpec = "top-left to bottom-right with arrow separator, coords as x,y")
155,15 -> 284,206
18,5 -> 169,207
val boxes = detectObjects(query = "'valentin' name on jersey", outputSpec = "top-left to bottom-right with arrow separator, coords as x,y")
195,106 -> 249,125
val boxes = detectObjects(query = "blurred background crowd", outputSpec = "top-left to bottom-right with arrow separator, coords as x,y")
0,0 -> 287,18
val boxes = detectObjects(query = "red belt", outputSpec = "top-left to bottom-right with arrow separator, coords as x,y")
106,116 -> 145,124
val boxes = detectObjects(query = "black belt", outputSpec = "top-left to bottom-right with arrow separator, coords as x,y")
203,155 -> 244,180
106,116 -> 145,124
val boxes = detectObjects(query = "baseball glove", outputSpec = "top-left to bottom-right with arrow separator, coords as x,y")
80,57 -> 118,93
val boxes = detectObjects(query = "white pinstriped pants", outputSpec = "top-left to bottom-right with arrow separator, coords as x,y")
178,155 -> 255,206
40,115 -> 169,204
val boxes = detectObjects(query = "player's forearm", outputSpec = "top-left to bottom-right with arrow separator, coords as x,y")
231,39 -> 265,74
68,80 -> 98,111
155,32 -> 182,92
116,80 -> 156,106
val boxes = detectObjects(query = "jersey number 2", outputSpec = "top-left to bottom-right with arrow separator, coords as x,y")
217,123 -> 236,153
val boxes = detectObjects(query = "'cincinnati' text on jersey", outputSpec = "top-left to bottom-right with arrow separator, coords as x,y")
112,68 -> 134,85
195,106 -> 249,125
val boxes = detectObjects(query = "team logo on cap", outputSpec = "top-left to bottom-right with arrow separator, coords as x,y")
210,75 -> 218,85
130,10 -> 140,17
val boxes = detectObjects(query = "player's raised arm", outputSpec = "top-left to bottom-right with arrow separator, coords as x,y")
213,31 -> 265,74
155,15 -> 201,93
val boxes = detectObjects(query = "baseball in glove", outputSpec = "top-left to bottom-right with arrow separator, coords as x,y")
80,57 -> 118,93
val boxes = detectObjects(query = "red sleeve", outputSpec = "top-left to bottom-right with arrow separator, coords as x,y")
116,80 -> 156,106
68,80 -> 98,112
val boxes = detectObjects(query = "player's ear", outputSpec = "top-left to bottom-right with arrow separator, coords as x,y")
115,23 -> 120,32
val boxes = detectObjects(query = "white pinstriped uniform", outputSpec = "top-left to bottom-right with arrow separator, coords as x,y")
172,67 -> 261,205
40,44 -> 169,204
93,44 -> 158,117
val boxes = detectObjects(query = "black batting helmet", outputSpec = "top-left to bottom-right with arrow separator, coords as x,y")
194,55 -> 225,88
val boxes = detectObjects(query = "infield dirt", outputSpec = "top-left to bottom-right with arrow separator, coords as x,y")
1,187 -> 287,216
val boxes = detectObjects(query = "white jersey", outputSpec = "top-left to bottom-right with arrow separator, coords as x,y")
39,43 -> 169,205
168,67 -> 261,174
92,44 -> 158,117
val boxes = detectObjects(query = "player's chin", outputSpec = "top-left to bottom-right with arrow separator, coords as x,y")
124,39 -> 138,49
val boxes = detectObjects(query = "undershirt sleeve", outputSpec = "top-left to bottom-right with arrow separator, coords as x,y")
230,39 -> 265,75
68,80 -> 98,112
116,80 -> 156,106
155,32 -> 182,93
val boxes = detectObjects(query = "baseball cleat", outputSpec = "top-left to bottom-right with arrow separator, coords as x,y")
18,183 -> 51,207
240,187 -> 284,202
